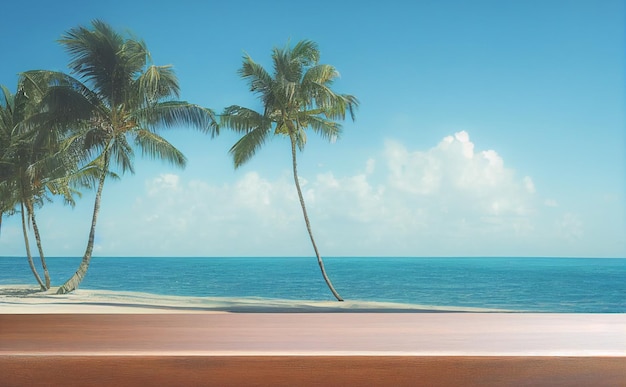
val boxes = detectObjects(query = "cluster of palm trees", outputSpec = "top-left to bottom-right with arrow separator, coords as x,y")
1,20 -> 358,301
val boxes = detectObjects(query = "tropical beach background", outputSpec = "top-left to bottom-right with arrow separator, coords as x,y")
1,1 -> 624,311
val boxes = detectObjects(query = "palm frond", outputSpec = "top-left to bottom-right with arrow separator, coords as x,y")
302,114 -> 342,142
221,105 -> 268,133
0,86 -> 15,145
295,127 -> 307,151
133,129 -> 186,168
324,93 -> 359,121
75,161 -> 114,186
109,134 -> 134,174
133,65 -> 180,105
43,172 -> 85,207
301,64 -> 342,109
121,38 -> 150,79
273,40 -> 319,83
19,71 -> 109,152
134,101 -> 218,137
303,64 -> 338,87
239,55 -> 273,93
290,40 -> 320,67
35,86 -> 97,127
228,124 -> 272,168
22,70 -> 102,109
81,153 -> 118,180
0,85 -> 13,111
59,20 -> 148,106
82,124 -> 110,150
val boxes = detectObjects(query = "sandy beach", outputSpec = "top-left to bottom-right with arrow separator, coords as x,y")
0,285 -> 514,313
1,286 -> 625,385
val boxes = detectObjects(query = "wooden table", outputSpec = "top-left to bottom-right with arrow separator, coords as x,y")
1,313 -> 625,386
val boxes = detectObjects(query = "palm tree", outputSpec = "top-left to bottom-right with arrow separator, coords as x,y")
221,40 -> 358,301
0,74 -> 88,290
0,87 -> 16,235
0,83 -> 56,290
38,20 -> 218,294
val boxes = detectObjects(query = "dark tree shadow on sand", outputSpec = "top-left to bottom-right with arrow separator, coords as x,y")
0,288 -> 43,297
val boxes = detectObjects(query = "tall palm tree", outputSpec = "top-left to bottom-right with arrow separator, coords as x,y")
0,87 -> 16,236
38,20 -> 218,294
0,82 -> 58,290
0,74 -> 87,290
221,40 -> 358,301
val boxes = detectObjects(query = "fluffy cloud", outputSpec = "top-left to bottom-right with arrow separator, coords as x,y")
3,131 -> 605,257
92,131 -> 556,256
384,131 -> 536,220
557,213 -> 584,240
129,171 -> 305,256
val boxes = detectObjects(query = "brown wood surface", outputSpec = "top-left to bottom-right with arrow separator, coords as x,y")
2,356 -> 625,386
2,313 -> 625,355
1,314 -> 624,386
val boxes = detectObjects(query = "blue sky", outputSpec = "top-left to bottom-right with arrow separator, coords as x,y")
1,0 -> 624,257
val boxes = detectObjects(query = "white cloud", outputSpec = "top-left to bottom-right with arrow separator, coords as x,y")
148,173 -> 180,195
384,132 -> 535,219
557,213 -> 584,240
2,130 -> 617,257
125,171 -> 305,256
523,176 -> 536,194
92,131 -> 546,256
365,158 -> 376,174
385,140 -> 441,195
544,199 -> 558,207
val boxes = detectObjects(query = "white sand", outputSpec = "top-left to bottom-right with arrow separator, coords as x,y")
0,285 -> 507,314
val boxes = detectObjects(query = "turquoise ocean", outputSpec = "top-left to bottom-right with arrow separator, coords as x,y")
1,257 -> 624,312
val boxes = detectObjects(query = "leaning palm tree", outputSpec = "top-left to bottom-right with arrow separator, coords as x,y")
0,86 -> 15,236
1,85 -> 49,289
0,108 -> 48,289
221,40 -> 358,301
0,83 -> 56,289
38,20 -> 217,294
0,75 -> 88,290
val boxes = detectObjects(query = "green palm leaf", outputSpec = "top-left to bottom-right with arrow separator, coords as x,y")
134,129 -> 186,167
222,105 -> 273,167
134,101 -> 218,136
134,65 -> 180,104
221,106 -> 268,132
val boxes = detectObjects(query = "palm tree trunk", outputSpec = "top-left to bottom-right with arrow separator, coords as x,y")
289,134 -> 343,301
29,205 -> 51,289
57,153 -> 109,294
20,201 -> 46,290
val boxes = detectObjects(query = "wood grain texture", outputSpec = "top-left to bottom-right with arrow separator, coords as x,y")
2,356 -> 625,386
2,313 -> 625,355
1,314 -> 624,386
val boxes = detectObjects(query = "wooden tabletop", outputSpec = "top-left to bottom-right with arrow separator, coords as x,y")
2,313 -> 624,355
1,313 -> 625,386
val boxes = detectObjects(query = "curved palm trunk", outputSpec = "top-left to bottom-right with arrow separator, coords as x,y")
289,135 -> 343,301
20,202 -> 46,290
29,206 -> 51,289
57,154 -> 109,294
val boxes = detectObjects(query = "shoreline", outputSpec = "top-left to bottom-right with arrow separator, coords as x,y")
0,285 -> 512,313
